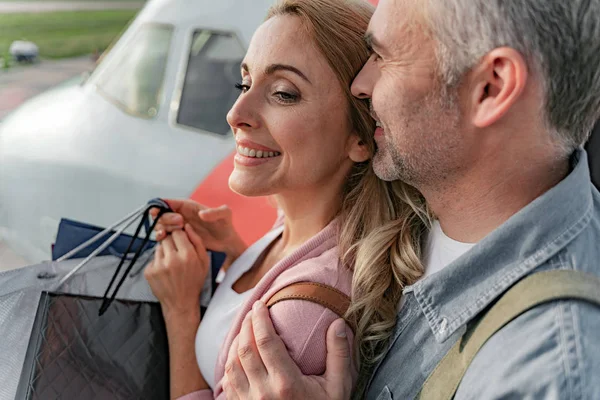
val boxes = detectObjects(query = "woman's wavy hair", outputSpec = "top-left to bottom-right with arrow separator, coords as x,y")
266,0 -> 431,395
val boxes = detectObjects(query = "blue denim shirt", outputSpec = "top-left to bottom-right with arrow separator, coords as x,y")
366,149 -> 600,400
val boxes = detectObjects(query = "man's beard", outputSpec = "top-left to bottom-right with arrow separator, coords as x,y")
372,89 -> 462,186
372,135 -> 415,182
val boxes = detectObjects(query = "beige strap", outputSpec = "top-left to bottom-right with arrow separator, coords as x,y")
266,282 -> 351,319
417,270 -> 600,400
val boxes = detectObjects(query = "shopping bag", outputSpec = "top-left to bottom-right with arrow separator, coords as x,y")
0,255 -> 156,400
51,218 -> 155,261
15,200 -> 172,400
51,202 -> 226,296
16,291 -> 169,399
5,199 -> 226,400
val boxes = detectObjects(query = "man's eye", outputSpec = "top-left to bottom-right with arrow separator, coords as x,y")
235,83 -> 250,92
371,52 -> 381,62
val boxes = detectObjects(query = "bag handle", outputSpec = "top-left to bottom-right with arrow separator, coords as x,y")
416,269 -> 600,400
98,202 -> 171,315
266,282 -> 352,324
54,205 -> 148,289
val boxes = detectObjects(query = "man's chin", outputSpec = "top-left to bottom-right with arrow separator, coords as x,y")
373,156 -> 402,182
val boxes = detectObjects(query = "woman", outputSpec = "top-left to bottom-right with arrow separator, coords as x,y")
144,0 -> 429,398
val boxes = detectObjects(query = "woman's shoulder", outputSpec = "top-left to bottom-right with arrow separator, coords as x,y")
259,245 -> 354,376
268,245 -> 352,297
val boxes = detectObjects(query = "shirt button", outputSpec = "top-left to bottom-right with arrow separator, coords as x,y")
439,318 -> 448,334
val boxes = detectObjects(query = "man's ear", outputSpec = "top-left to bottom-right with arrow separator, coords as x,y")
469,47 -> 528,128
348,135 -> 370,163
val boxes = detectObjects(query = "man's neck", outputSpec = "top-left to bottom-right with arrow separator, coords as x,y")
421,152 -> 570,243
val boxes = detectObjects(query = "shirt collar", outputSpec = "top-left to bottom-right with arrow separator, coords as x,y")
407,149 -> 595,342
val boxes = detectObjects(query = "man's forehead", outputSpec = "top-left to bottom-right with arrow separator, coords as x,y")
369,0 -> 428,52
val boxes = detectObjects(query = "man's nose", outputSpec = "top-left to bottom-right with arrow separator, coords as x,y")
351,60 -> 374,100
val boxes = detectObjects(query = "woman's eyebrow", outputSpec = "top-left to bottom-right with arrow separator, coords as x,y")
265,64 -> 312,84
239,62 -> 311,85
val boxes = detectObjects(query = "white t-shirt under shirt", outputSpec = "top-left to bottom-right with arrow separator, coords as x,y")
422,220 -> 477,279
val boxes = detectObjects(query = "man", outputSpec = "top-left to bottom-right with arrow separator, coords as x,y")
220,0 -> 600,398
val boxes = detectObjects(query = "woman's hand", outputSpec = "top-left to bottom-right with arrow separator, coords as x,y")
145,225 -> 211,397
152,199 -> 247,267
144,224 -> 209,318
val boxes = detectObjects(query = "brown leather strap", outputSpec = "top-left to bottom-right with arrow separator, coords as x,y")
266,282 -> 351,318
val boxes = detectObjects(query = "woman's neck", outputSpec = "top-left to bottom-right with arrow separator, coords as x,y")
274,185 -> 342,258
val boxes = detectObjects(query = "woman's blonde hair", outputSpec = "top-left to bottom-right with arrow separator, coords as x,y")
267,0 -> 431,395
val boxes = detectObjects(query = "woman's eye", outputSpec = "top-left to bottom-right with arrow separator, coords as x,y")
274,91 -> 299,103
235,83 -> 250,93
371,52 -> 381,62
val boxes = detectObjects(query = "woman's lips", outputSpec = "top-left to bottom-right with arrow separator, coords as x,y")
235,138 -> 279,153
234,153 -> 276,166
234,151 -> 281,167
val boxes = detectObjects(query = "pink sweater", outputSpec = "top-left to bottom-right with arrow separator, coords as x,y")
179,219 -> 353,399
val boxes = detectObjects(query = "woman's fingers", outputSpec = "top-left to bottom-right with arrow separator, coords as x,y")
160,235 -> 177,254
170,229 -> 191,254
185,224 -> 208,260
198,205 -> 232,222
153,212 -> 184,241
155,243 -> 164,260
160,213 -> 184,226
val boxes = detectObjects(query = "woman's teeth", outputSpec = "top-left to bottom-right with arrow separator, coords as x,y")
375,121 -> 383,128
237,146 -> 281,158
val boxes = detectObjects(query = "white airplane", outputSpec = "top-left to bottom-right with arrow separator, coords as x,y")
0,0 -> 284,264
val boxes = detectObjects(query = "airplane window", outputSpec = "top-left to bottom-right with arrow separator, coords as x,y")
95,24 -> 173,118
176,30 -> 245,135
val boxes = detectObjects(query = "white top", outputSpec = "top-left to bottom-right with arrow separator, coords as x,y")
423,220 -> 476,279
195,225 -> 284,388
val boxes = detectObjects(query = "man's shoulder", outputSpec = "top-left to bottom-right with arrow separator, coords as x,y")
456,297 -> 600,399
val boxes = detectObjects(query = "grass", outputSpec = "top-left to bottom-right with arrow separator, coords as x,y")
0,10 -> 137,59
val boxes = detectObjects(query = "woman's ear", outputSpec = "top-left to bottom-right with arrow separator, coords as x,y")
348,135 -> 370,163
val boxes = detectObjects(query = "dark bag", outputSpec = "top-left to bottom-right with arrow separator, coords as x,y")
52,218 -> 155,261
16,200 -> 173,400
16,292 -> 169,399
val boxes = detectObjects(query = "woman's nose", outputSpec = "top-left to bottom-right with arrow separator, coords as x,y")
227,94 -> 260,130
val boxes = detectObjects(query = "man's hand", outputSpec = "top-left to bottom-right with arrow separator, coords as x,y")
223,301 -> 354,400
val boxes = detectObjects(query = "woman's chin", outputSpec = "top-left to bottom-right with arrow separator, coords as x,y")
228,175 -> 273,197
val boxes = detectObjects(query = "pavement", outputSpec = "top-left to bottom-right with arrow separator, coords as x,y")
0,242 -> 28,272
0,56 -> 95,120
0,1 -> 144,13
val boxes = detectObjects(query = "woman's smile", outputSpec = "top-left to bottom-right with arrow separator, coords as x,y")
234,138 -> 282,167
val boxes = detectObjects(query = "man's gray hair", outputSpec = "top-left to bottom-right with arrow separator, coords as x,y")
427,0 -> 600,151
